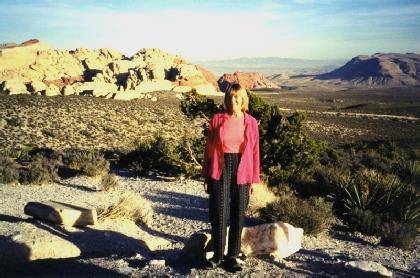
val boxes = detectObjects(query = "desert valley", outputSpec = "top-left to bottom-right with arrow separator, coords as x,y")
0,39 -> 419,277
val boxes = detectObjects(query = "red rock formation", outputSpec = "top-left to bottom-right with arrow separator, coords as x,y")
218,72 -> 279,92
20,39 -> 40,47
43,75 -> 84,88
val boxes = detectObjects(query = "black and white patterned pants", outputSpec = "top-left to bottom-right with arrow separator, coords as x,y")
208,153 -> 250,260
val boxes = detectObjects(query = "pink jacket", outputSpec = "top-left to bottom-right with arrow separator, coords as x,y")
202,112 -> 261,184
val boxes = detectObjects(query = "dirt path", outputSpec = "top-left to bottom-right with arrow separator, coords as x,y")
278,108 -> 419,121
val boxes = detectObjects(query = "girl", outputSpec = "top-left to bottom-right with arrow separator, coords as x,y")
202,83 -> 261,272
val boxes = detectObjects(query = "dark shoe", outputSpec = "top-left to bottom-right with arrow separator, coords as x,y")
203,257 -> 222,270
223,257 -> 242,273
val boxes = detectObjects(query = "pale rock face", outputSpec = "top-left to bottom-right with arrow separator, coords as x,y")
62,85 -> 76,96
113,90 -> 143,100
0,41 -> 49,71
135,80 -> 173,93
241,222 -> 303,258
84,81 -> 118,97
29,81 -> 46,93
176,64 -> 204,79
180,222 -> 303,261
0,80 -> 28,95
172,85 -> 193,93
45,84 -> 60,96
194,83 -> 224,96
0,40 -> 220,99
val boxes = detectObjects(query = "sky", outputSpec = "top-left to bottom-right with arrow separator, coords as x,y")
0,0 -> 419,61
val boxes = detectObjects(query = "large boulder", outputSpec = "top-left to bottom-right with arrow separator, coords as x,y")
113,90 -> 143,100
0,39 -> 49,72
29,81 -> 46,93
45,84 -> 61,96
135,80 -> 173,93
241,222 -> 303,258
194,83 -> 223,96
180,222 -> 303,262
0,80 -> 29,95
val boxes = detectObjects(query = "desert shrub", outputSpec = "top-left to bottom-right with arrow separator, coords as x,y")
248,182 -> 278,216
119,134 -> 204,177
180,90 -> 222,121
380,221 -> 417,250
179,90 -> 324,185
18,155 -> 58,185
393,158 -> 420,188
259,188 -> 334,235
0,155 -> 20,184
100,174 -> 118,192
346,208 -> 383,236
97,192 -> 153,226
62,150 -> 109,177
320,167 -> 419,248
335,170 -> 417,218
248,93 -> 324,185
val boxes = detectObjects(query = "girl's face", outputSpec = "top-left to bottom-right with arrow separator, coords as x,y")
230,93 -> 243,114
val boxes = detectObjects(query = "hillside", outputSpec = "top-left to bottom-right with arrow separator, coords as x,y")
316,53 -> 420,86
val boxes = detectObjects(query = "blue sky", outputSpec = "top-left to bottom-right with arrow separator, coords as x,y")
0,0 -> 419,60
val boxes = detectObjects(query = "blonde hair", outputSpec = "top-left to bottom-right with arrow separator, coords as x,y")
224,83 -> 249,113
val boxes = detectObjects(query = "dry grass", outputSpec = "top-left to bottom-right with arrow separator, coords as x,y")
97,191 -> 153,226
99,173 -> 118,192
0,94 -> 205,151
248,182 -> 278,216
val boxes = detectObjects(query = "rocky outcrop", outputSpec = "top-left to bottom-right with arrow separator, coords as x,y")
0,40 -> 221,98
218,71 -> 279,92
316,53 -> 420,86
180,222 -> 303,262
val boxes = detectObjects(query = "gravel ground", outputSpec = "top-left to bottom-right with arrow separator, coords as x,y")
1,174 -> 419,277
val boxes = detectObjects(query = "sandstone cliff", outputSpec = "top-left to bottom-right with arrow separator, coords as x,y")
0,40 -> 222,98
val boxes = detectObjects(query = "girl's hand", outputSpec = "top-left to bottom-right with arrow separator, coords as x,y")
203,182 -> 208,193
249,184 -> 254,195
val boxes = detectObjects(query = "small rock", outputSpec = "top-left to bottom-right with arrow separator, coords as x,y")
151,96 -> 157,102
346,260 -> 393,277
118,266 -> 134,275
10,232 -> 21,241
149,259 -> 166,267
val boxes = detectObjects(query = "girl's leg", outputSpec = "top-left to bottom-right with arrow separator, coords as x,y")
227,183 -> 249,258
208,158 -> 231,261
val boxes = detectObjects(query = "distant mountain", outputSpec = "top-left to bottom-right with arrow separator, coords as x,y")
194,57 -> 346,76
316,53 -> 420,86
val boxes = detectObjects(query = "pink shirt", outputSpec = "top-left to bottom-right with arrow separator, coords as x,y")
222,115 -> 245,153
202,112 -> 261,185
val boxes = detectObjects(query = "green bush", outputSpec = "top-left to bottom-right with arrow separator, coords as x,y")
119,134 -> 204,177
380,221 -> 417,250
259,188 -> 334,235
180,90 -> 222,121
247,93 -> 324,185
100,174 -> 118,192
62,150 -> 109,177
0,155 -> 20,184
18,155 -> 58,185
179,90 -> 324,185
346,208 -> 382,236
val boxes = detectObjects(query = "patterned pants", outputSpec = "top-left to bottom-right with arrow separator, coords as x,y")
208,153 -> 250,260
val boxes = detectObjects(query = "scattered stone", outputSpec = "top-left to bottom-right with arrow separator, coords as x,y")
149,259 -> 166,267
241,222 -> 303,259
24,201 -> 97,226
345,260 -> 393,277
